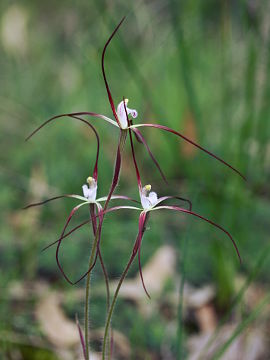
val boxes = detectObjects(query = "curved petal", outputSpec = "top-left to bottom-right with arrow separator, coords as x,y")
130,123 -> 246,181
26,111 -> 117,141
103,130 -> 127,211
102,17 -> 126,126
96,195 -> 140,204
23,194 -> 88,210
43,205 -> 141,253
55,202 -> 90,284
70,115 -> 99,181
42,219 -> 90,252
152,205 -> 241,263
154,195 -> 192,211
131,127 -> 168,184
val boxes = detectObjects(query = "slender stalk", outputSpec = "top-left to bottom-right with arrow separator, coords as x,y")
102,215 -> 148,360
85,130 -> 127,359
84,222 -> 101,360
102,254 -> 136,360
176,233 -> 189,359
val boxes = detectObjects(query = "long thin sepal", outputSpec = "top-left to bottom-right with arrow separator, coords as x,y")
26,111 -> 117,141
42,219 -> 90,252
132,127 -> 168,184
23,194 -> 87,210
101,17 -> 126,126
70,115 -> 99,181
155,195 -> 192,211
131,123 -> 246,180
153,205 -> 241,263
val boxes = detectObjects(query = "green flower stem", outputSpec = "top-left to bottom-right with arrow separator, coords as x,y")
102,215 -> 149,360
85,224 -> 101,360
85,130 -> 127,360
102,254 -> 136,360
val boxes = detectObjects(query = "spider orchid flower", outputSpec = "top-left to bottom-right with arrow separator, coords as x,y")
100,183 -> 241,358
26,17 -> 246,205
24,174 -> 139,285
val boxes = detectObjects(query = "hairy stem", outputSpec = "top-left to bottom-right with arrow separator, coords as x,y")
84,219 -> 101,360
102,254 -> 136,360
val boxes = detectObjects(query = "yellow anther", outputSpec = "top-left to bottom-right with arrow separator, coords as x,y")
144,184 -> 151,191
87,176 -> 94,185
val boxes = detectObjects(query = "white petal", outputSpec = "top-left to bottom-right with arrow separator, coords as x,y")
82,184 -> 89,198
87,186 -> 97,201
141,195 -> 151,210
148,191 -> 158,206
116,99 -> 138,129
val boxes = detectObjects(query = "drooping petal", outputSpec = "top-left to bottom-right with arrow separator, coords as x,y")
138,240 -> 150,299
132,127 -> 168,184
71,115 -> 100,181
55,202 -> 90,284
132,211 -> 151,298
63,205 -> 141,285
152,205 -> 241,263
130,123 -> 246,181
101,17 -> 126,126
26,111 -> 117,141
103,130 -> 127,211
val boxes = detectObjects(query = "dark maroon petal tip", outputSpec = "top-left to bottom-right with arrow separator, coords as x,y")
138,244 -> 151,299
102,17 -> 126,126
159,205 -> 241,264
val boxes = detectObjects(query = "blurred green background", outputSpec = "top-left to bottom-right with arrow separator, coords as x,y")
1,0 -> 270,359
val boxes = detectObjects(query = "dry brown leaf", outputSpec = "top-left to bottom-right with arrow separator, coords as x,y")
110,245 -> 176,302
36,292 -> 80,348
195,304 -> 217,333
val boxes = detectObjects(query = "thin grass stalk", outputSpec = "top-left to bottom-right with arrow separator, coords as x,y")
197,243 -> 270,360
211,292 -> 270,360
